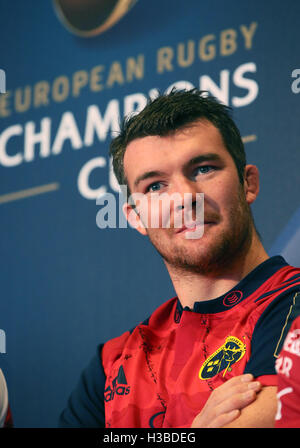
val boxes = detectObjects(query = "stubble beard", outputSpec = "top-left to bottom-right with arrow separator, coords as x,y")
146,187 -> 254,275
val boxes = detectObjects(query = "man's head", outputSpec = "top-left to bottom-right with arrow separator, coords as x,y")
110,89 -> 260,274
110,89 -> 246,192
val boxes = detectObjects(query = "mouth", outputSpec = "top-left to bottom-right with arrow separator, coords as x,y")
175,221 -> 215,234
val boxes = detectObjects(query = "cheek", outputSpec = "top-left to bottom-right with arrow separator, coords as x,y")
139,196 -> 178,229
206,179 -> 237,209
206,179 -> 244,223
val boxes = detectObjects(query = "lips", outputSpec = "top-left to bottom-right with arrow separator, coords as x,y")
175,221 -> 214,234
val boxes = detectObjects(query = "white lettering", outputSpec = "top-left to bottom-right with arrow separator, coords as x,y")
283,329 -> 300,356
291,69 -> 300,94
77,156 -> 107,200
24,118 -> 51,162
52,111 -> 82,154
84,100 -> 120,146
276,355 -> 293,378
276,387 -> 293,421
0,329 -> 5,354
166,80 -> 195,93
0,69 -> 6,93
109,157 -> 121,193
232,62 -> 258,107
96,193 -> 117,229
200,70 -> 230,105
0,124 -> 23,167
124,93 -> 147,117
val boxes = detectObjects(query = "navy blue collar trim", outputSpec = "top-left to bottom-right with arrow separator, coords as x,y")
176,256 -> 288,315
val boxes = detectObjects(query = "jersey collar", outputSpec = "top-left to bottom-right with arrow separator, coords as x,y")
176,255 -> 288,315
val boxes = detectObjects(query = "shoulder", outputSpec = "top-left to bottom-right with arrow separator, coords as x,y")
252,271 -> 300,355
243,263 -> 300,381
244,285 -> 300,381
250,263 -> 300,336
102,297 -> 178,370
58,297 -> 178,427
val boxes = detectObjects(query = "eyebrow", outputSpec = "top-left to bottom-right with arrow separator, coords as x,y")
134,170 -> 166,188
133,153 -> 222,188
185,153 -> 222,168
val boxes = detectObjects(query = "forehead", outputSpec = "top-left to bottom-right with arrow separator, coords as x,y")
123,120 -> 232,187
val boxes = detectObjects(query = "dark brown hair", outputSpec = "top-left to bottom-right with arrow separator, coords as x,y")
110,89 -> 246,189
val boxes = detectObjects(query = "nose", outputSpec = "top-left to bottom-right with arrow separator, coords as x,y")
172,174 -> 200,195
169,175 -> 202,212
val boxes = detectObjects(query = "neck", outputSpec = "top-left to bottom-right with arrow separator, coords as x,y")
165,234 -> 269,309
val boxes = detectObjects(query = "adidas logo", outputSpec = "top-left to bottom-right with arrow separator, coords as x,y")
104,365 -> 131,402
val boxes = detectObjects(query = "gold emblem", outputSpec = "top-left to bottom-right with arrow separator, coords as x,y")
199,336 -> 246,380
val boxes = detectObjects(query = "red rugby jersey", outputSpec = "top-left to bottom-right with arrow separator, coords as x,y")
59,256 -> 300,428
275,314 -> 300,428
102,256 -> 300,428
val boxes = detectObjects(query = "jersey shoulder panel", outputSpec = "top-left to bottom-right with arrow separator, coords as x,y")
102,297 -> 178,373
244,280 -> 300,379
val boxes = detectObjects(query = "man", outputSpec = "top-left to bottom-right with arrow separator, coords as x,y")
59,89 -> 300,428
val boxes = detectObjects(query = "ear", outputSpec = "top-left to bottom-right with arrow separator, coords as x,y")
243,164 -> 260,205
122,203 -> 148,236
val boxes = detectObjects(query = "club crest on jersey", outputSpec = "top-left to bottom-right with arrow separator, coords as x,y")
199,336 -> 246,380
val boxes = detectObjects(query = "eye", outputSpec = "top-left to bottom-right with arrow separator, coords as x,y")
193,165 -> 215,178
146,181 -> 163,193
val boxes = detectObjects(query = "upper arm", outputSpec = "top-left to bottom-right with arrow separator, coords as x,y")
244,289 -> 300,385
228,290 -> 300,428
223,289 -> 300,428
58,344 -> 106,428
224,386 -> 277,428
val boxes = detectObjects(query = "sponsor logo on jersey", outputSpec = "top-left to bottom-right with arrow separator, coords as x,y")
104,365 -> 131,402
199,336 -> 246,380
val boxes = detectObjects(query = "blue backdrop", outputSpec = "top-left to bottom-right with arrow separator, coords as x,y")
0,0 -> 299,427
